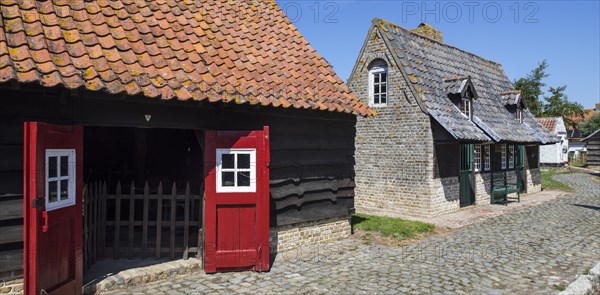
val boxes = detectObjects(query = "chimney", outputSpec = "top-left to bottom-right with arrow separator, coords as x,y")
410,23 -> 443,43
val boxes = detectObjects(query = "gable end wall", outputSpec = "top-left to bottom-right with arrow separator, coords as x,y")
348,29 -> 438,218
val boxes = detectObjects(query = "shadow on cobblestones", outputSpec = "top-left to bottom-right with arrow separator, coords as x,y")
103,173 -> 599,295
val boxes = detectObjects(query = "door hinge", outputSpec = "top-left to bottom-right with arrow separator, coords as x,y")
32,197 -> 45,209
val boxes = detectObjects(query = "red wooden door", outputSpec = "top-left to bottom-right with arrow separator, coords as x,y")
204,127 -> 270,273
23,122 -> 83,295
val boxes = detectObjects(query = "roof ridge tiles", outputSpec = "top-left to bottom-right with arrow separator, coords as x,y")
376,18 -> 503,69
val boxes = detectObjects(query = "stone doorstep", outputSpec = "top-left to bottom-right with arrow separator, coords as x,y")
558,262 -> 600,295
0,278 -> 23,294
84,258 -> 202,294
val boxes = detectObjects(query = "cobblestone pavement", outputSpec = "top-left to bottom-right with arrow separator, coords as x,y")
104,173 -> 599,295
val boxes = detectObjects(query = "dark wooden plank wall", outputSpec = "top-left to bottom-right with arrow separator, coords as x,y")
433,143 -> 459,178
584,133 -> 600,166
0,121 -> 24,278
0,87 -> 357,278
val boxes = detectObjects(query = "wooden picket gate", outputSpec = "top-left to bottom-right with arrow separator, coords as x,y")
83,181 -> 203,269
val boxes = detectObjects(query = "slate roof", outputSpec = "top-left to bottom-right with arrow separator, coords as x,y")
374,19 -> 556,143
0,0 -> 372,116
500,90 -> 521,106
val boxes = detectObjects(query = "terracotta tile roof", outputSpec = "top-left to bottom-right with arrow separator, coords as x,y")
566,109 -> 597,130
537,117 -> 557,132
0,0 -> 373,116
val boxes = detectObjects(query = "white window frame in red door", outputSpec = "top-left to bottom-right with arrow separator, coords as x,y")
45,149 -> 76,211
216,148 -> 256,193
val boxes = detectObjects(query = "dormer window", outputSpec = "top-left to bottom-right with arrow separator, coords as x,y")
500,90 -> 524,123
368,59 -> 388,107
444,76 -> 477,121
461,98 -> 472,119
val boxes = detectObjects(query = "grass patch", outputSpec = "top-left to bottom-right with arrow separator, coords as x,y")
553,283 -> 567,291
352,213 -> 435,240
541,168 -> 576,192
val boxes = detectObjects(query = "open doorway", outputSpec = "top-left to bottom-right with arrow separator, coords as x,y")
82,127 -> 204,287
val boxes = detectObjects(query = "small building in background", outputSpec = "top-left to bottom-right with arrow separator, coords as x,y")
565,103 -> 599,164
537,117 -> 568,166
567,129 -> 587,164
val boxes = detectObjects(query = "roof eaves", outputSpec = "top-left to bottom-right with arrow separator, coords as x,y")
582,128 -> 600,141
472,116 -> 501,142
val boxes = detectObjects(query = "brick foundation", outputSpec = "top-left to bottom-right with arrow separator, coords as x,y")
270,217 -> 351,254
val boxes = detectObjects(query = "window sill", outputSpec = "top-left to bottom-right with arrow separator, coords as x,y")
369,104 -> 387,108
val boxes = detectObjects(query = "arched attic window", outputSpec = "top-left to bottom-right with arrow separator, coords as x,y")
368,59 -> 388,107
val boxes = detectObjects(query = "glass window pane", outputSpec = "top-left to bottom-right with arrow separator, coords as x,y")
237,172 -> 250,187
222,154 -> 234,169
374,74 -> 379,83
60,156 -> 69,177
237,154 -> 250,169
49,156 -> 57,178
381,72 -> 387,83
374,94 -> 379,104
60,180 -> 68,200
380,83 -> 386,94
222,172 -> 235,187
380,94 -> 387,104
48,180 -> 58,203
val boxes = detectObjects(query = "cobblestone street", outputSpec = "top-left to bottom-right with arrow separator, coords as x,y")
104,173 -> 599,294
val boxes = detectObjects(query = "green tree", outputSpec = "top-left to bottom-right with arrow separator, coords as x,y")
514,60 -> 548,116
542,85 -> 584,127
578,113 -> 600,136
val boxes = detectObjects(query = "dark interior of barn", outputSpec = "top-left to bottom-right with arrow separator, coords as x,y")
84,127 -> 203,192
82,127 -> 204,280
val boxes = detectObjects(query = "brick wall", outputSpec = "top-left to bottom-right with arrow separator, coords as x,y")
526,168 -> 542,194
474,172 -> 492,204
348,28 -> 436,219
429,176 -> 460,215
270,217 -> 351,255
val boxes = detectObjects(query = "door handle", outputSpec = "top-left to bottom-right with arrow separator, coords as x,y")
42,211 -> 49,232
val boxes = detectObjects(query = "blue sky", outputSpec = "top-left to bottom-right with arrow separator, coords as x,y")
276,1 -> 600,109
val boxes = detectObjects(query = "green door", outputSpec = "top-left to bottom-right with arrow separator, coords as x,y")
459,144 -> 475,207
516,145 -> 525,192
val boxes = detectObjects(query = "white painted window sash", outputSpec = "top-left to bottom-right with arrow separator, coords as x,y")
508,145 -> 515,169
45,149 -> 76,211
216,149 -> 256,193
483,145 -> 491,171
473,145 -> 481,172
501,144 -> 507,170
369,66 -> 388,107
